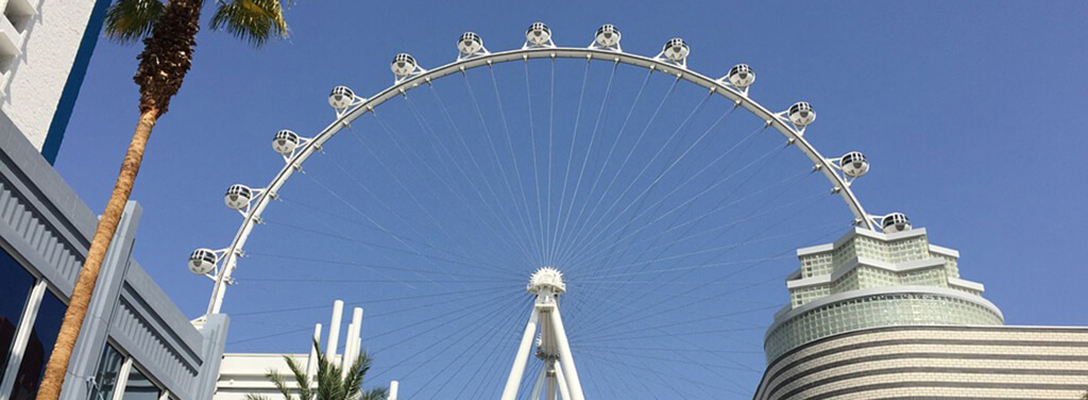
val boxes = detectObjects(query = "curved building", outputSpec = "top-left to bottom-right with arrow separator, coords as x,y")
755,325 -> 1088,399
755,227 -> 1088,400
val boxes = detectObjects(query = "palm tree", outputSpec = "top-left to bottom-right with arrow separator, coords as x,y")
248,342 -> 388,400
36,1 -> 293,399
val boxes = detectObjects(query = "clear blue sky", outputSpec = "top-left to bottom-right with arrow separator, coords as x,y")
55,1 -> 1088,399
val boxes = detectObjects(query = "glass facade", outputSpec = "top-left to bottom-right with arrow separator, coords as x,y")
90,345 -> 125,400
769,229 -> 1002,363
0,233 -> 182,400
765,292 -> 1003,361
0,251 -> 35,380
789,230 -> 979,308
89,344 -> 170,400
121,365 -> 162,400
8,289 -> 64,400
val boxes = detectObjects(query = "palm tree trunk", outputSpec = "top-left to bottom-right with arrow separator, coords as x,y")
35,108 -> 158,400
35,0 -> 200,397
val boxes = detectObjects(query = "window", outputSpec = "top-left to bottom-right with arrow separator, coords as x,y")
8,289 -> 64,400
0,251 -> 35,380
121,365 -> 161,400
2,0 -> 33,33
90,345 -> 125,400
89,345 -> 168,400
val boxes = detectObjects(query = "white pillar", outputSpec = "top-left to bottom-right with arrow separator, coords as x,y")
349,307 -> 363,362
355,337 -> 362,365
528,360 -> 549,400
0,280 -> 45,397
500,308 -> 540,400
389,380 -> 399,400
549,308 -> 584,400
545,365 -> 557,400
306,323 -> 322,381
553,363 -> 572,400
341,322 -> 357,377
110,358 -> 135,400
326,300 -> 344,359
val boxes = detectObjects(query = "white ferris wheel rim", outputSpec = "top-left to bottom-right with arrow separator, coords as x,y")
200,41 -> 877,318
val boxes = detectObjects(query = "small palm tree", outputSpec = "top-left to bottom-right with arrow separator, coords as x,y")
248,342 -> 388,400
36,1 -> 293,400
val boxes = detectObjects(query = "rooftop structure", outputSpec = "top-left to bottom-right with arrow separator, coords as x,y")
215,300 -> 399,400
764,227 -> 1004,362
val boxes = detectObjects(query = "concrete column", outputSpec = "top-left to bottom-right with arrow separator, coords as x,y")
59,202 -> 142,400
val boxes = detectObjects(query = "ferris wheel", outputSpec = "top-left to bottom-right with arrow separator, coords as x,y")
188,23 -> 912,400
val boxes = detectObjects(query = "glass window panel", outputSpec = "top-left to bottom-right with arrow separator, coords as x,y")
121,365 -> 161,400
90,345 -> 125,400
8,288 -> 64,400
0,250 -> 35,379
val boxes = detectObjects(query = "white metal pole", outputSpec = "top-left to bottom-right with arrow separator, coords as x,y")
0,280 -> 45,397
344,326 -> 361,374
306,323 -> 322,381
207,253 -> 238,315
341,322 -> 356,377
500,308 -> 540,400
355,337 -> 362,367
349,307 -> 363,362
549,308 -> 585,400
553,363 -> 572,400
326,300 -> 344,360
545,364 -> 557,400
111,358 -> 135,400
528,360 -> 549,400
389,380 -> 399,400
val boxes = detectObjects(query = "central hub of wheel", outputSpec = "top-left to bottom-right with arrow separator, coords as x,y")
527,267 -> 566,295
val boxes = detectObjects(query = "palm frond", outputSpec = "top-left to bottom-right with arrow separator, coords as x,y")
361,387 -> 388,400
342,361 -> 364,398
315,351 -> 346,400
282,354 -> 313,400
266,368 -> 296,400
343,350 -> 374,398
254,340 -> 383,400
209,0 -> 290,47
104,0 -> 165,44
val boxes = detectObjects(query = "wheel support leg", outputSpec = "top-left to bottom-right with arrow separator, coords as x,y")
549,307 -> 585,400
501,308 -> 540,400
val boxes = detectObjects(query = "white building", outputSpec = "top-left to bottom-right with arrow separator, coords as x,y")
214,301 -> 399,400
0,0 -> 102,161
754,226 -> 1088,399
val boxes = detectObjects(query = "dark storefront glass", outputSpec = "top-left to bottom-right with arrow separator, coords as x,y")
89,345 -> 125,400
121,365 -> 161,400
0,251 -> 35,380
8,289 -> 64,400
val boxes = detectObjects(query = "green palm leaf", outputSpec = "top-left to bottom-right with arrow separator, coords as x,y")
104,0 -> 165,43
210,0 -> 291,47
267,369 -> 296,400
362,387 -> 388,400
249,341 -> 385,400
283,353 -> 313,400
